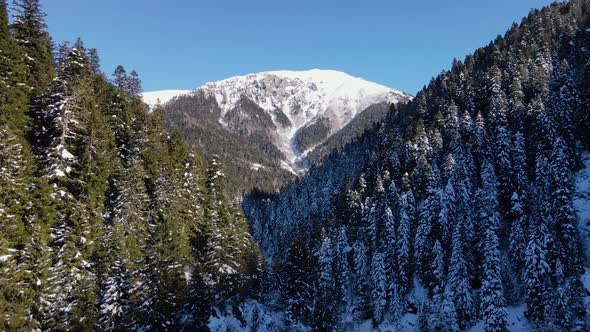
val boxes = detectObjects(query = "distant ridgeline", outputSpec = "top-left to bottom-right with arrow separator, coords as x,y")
244,0 -> 590,331
0,0 -> 261,330
158,70 -> 411,196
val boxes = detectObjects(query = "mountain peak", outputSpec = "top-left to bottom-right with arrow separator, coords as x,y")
142,69 -> 409,107
143,70 -> 411,174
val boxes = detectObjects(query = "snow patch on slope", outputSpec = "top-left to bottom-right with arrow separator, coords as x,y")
141,89 -> 192,108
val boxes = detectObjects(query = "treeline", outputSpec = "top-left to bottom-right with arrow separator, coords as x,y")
244,1 -> 590,331
0,0 -> 260,330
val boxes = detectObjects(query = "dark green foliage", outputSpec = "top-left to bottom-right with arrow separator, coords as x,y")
0,2 -> 262,329
112,65 -> 142,95
10,0 -> 54,94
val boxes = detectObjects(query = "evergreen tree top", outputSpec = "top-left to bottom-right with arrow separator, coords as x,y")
11,0 -> 47,32
0,0 -> 8,35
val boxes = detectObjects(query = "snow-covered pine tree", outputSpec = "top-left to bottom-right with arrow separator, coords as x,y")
202,155 -> 238,295
315,228 -> 337,329
524,220 -> 551,323
415,165 -> 441,286
397,178 -> 414,296
32,48 -> 108,331
10,0 -> 54,93
0,124 -> 39,330
431,240 -> 445,300
98,159 -> 150,331
480,227 -> 507,332
370,251 -> 387,323
549,137 -> 583,277
281,236 -> 315,323
0,1 -> 40,327
508,191 -> 527,273
448,220 -> 473,329
143,133 -> 194,329
352,239 -> 371,321
383,206 -> 398,297
547,59 -> 579,156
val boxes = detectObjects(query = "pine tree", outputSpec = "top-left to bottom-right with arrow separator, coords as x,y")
128,69 -> 142,95
547,59 -> 579,154
202,156 -> 237,298
112,65 -> 128,90
281,236 -> 315,322
439,178 -> 455,246
477,160 -> 501,257
397,185 -> 414,296
524,222 -> 551,322
99,159 -> 149,330
480,227 -> 507,332
549,137 -> 583,277
112,65 -> 142,95
431,240 -> 445,299
508,192 -> 527,271
315,229 -> 337,329
448,221 -> 473,329
0,0 -> 29,133
144,134 -> 194,329
32,48 -> 106,330
415,166 -> 440,286
550,277 -> 587,331
352,238 -> 370,320
0,124 -> 39,330
11,0 -> 54,93
383,206 -> 398,298
0,2 -> 40,328
370,251 -> 387,323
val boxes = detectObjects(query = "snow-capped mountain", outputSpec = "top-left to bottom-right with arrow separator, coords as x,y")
143,69 -> 411,191
142,89 -> 191,107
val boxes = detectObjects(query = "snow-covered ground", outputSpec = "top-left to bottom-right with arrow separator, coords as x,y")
467,305 -> 531,332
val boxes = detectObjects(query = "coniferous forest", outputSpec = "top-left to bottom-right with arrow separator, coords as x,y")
0,0 -> 260,330
2,0 -> 590,331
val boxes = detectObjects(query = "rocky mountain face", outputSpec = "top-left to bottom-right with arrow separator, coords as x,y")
143,69 -> 411,193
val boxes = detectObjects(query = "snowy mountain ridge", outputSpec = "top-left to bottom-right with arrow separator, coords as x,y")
142,69 -> 411,173
141,89 -> 191,107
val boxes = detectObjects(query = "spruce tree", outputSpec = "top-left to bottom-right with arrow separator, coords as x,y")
397,178 -> 414,296
524,222 -> 551,322
370,251 -> 387,323
448,221 -> 473,329
480,228 -> 507,332
549,137 -> 583,277
32,48 -> 105,330
11,0 -> 54,93
315,229 -> 337,329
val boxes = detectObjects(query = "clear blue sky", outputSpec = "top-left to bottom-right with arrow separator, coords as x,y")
42,0 -> 556,94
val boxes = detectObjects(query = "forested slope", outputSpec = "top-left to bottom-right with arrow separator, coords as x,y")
244,1 -> 590,330
0,1 -> 261,330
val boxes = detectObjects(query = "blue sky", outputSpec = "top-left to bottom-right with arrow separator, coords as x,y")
42,0 -> 556,94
